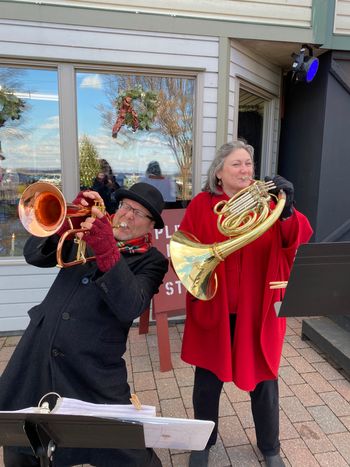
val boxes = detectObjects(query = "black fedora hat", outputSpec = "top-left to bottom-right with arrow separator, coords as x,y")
114,182 -> 165,229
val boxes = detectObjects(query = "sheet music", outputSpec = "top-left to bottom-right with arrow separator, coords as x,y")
52,397 -> 156,419
0,396 -> 215,450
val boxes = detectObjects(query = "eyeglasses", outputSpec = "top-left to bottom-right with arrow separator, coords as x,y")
118,201 -> 153,221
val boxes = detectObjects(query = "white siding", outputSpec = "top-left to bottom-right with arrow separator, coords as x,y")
334,0 -> 350,35
0,19 -> 219,332
228,40 -> 281,176
0,262 -> 57,333
18,0 -> 313,27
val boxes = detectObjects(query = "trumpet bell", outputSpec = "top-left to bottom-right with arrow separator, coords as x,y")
18,182 -> 67,237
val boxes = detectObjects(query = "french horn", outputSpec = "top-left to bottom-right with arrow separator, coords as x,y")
169,180 -> 286,300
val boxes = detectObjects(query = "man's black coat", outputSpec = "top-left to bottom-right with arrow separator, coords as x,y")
0,234 -> 168,465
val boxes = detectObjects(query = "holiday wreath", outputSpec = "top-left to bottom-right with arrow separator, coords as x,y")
112,86 -> 158,138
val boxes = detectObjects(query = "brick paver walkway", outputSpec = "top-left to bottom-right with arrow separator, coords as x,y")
1,317 -> 350,466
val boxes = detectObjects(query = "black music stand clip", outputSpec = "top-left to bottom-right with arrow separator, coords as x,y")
0,412 -> 145,467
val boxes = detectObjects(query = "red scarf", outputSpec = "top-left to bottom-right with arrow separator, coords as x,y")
117,232 -> 152,254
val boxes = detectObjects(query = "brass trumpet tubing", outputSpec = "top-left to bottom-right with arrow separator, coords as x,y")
56,228 -> 96,268
19,181 -> 108,268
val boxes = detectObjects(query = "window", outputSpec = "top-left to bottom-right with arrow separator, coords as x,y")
0,66 -> 60,257
76,72 -> 194,211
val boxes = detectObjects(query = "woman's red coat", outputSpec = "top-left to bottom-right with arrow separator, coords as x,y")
179,191 -> 313,391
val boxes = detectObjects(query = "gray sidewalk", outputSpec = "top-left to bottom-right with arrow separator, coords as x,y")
1,317 -> 350,466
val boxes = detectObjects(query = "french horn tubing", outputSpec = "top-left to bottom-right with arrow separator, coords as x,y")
169,180 -> 286,301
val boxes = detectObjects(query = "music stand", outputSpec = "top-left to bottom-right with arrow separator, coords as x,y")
275,241 -> 350,317
0,413 -> 145,467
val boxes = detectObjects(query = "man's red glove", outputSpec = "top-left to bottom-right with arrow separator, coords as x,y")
82,216 -> 120,272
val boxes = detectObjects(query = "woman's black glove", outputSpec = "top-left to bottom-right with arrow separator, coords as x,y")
265,175 -> 294,219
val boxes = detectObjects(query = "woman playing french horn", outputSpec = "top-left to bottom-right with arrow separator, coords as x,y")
180,141 -> 313,467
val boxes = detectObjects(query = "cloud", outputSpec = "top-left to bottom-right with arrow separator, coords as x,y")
80,74 -> 103,89
40,115 -> 59,130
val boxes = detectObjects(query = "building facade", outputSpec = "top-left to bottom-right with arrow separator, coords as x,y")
1,0 -> 350,333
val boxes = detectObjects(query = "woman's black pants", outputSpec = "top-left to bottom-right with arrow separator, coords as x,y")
193,367 -> 280,456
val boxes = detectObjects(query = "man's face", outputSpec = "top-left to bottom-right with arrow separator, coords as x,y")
112,198 -> 155,241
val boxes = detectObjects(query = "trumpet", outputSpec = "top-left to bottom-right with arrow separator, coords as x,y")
170,180 -> 286,300
18,182 -> 105,268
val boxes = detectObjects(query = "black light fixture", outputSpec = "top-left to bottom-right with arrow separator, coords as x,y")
291,44 -> 319,83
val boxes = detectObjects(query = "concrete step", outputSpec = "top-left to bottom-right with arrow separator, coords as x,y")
302,317 -> 350,377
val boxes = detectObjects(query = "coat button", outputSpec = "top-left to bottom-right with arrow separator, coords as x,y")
81,277 -> 89,285
52,348 -> 60,357
62,312 -> 70,320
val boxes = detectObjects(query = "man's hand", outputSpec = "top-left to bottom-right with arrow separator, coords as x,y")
56,190 -> 104,237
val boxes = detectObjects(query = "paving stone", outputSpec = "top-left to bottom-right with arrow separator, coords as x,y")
179,385 -> 193,409
0,346 -> 15,362
281,438 -> 320,466
328,432 -> 350,463
319,391 -> 350,416
133,370 -> 156,391
298,346 -> 326,363
339,415 -> 350,430
160,397 -> 187,418
284,334 -> 310,349
218,392 -> 235,417
3,335 -> 21,346
294,420 -> 336,453
226,445 -> 260,466
207,437 -> 232,467
218,415 -> 249,447
169,338 -> 182,353
315,451 -> 349,467
156,377 -> 180,400
278,378 -> 294,397
308,405 -> 347,434
130,340 -> 149,357
154,448 -> 172,466
171,352 -> 191,369
279,365 -> 305,385
279,396 -> 313,422
330,379 -> 350,401
279,410 -> 300,439
312,361 -> 346,381
223,382 -> 250,403
286,355 -> 315,373
233,400 -> 254,428
131,354 -> 152,372
174,366 -> 194,387
290,383 -> 324,406
282,342 -> 300,357
302,372 -> 334,393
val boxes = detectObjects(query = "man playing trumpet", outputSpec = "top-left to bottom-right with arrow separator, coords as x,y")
0,183 -> 168,467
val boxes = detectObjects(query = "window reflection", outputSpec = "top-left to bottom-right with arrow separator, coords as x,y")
0,67 -> 60,257
76,73 -> 194,207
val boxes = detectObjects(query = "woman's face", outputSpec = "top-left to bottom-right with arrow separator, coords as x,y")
216,148 -> 254,197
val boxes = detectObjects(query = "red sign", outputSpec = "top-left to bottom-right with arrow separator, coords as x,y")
152,209 -> 186,313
